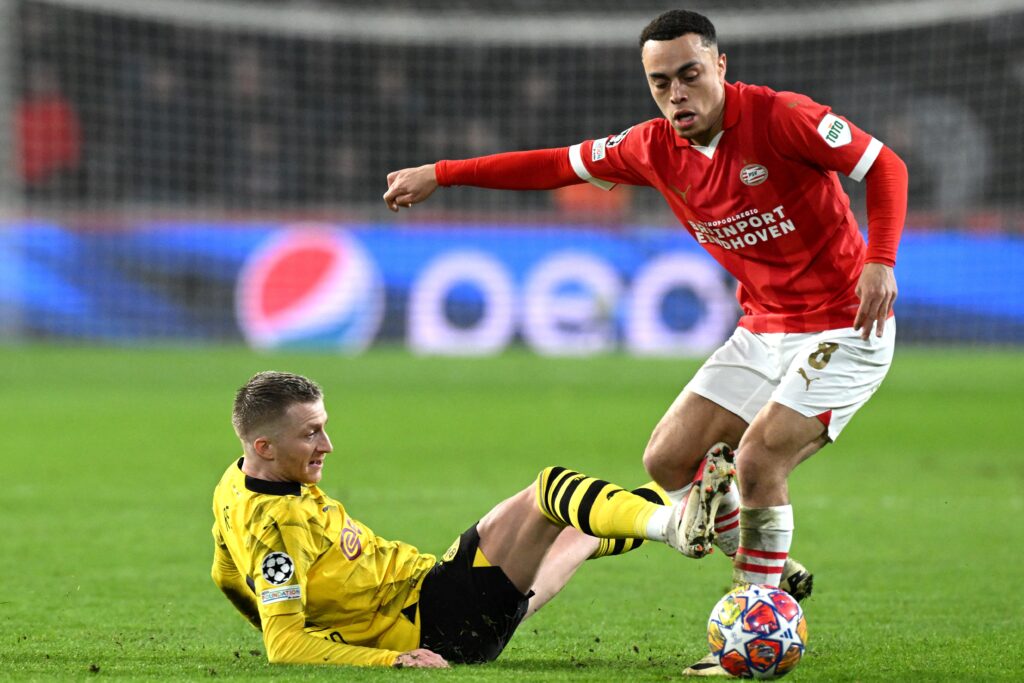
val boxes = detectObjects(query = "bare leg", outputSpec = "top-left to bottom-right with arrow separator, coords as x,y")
730,401 -> 828,587
643,391 -> 748,491
735,402 -> 828,507
476,487 -> 563,594
516,394 -> 749,619
477,468 -> 672,596
523,527 -> 598,619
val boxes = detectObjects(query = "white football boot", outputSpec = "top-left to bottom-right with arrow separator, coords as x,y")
682,652 -> 733,677
665,443 -> 736,558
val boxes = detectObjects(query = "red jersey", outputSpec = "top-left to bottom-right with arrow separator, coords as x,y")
569,81 -> 885,333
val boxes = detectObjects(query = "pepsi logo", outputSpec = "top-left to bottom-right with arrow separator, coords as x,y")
739,164 -> 768,186
236,227 -> 384,351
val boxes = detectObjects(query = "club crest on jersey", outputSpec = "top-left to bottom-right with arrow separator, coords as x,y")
261,552 -> 295,585
340,517 -> 363,560
606,126 -> 633,149
739,164 -> 768,186
817,114 -> 852,148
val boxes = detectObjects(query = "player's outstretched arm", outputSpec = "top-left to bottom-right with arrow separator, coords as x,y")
393,649 -> 449,669
384,148 -> 583,213
383,164 -> 438,212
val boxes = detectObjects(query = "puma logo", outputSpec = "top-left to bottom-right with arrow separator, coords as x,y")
797,368 -> 820,391
671,183 -> 691,204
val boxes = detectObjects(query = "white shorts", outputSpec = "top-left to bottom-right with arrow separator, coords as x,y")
684,321 -> 896,441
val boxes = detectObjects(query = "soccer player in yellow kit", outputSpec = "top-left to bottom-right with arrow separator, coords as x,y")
212,371 -> 717,668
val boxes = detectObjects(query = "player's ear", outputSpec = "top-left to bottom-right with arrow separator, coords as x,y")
718,52 -> 727,80
252,435 -> 274,460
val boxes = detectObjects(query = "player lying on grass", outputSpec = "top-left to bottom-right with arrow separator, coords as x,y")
212,370 -> 739,668
384,8 -> 906,676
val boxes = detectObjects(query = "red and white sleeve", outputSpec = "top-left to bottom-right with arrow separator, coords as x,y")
435,121 -> 656,192
768,92 -> 883,182
567,120 -> 658,190
769,92 -> 907,266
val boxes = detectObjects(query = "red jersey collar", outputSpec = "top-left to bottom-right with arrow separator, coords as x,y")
672,81 -> 740,148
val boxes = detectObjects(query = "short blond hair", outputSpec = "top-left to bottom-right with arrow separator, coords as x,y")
232,371 -> 322,439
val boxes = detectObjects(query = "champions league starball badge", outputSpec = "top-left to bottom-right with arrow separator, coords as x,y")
261,552 -> 295,585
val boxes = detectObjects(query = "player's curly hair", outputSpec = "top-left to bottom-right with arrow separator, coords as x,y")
232,371 -> 322,439
639,10 -> 717,49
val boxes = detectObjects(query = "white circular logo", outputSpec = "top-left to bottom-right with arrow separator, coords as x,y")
261,552 -> 295,585
739,164 -> 768,186
235,227 -> 385,352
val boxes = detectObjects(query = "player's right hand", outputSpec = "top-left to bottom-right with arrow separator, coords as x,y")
393,648 -> 449,668
384,164 -> 439,212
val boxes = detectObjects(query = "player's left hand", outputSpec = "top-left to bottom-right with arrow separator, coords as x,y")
853,262 -> 897,340
393,648 -> 449,668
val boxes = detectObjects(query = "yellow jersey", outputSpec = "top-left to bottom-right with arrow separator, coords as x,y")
211,458 -> 436,666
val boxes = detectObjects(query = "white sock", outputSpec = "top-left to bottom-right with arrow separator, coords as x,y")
732,505 -> 793,587
713,483 -> 741,556
646,506 -> 672,541
650,484 -> 692,542
663,483 -> 692,505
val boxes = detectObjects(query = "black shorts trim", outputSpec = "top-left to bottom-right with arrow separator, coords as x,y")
417,524 -> 529,664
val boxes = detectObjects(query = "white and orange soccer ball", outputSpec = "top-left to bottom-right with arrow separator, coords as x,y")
706,584 -> 808,679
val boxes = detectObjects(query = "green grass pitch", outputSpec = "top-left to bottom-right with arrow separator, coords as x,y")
1,346 -> 1022,681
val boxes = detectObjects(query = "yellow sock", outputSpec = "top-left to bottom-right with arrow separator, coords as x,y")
535,467 -> 662,539
588,482 -> 672,558
590,537 -> 644,558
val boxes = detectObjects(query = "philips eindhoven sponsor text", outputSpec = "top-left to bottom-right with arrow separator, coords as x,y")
689,205 -> 796,250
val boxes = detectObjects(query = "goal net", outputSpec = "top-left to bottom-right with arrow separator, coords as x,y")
3,0 -> 1022,349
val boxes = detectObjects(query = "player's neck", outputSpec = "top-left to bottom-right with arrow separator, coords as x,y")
691,103 -> 726,147
241,455 -> 280,482
692,120 -> 724,147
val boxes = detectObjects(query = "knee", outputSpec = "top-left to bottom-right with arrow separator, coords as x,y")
734,441 -> 787,498
733,448 -> 760,486
642,421 -> 677,477
480,484 -> 549,540
734,450 -> 765,500
641,442 -> 661,478
642,422 -> 711,489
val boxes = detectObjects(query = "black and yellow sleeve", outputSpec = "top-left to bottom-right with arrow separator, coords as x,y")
211,526 -> 261,630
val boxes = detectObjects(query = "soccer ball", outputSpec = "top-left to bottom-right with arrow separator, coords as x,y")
706,584 -> 807,679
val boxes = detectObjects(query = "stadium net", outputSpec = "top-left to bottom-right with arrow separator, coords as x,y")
12,0 -> 1024,225
3,0 -> 1023,348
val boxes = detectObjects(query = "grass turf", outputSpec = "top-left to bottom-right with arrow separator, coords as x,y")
1,346 -> 1021,681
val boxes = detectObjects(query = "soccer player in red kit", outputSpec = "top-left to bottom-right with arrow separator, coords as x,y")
384,9 -> 907,676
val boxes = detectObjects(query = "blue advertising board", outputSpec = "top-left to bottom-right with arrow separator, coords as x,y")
0,222 -> 1021,351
